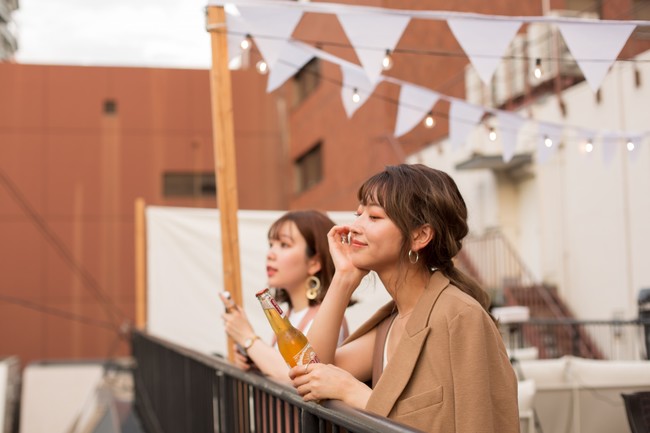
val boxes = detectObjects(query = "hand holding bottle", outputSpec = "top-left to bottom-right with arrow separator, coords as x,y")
256,288 -> 319,368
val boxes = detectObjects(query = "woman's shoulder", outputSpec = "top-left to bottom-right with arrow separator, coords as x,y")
434,284 -> 492,321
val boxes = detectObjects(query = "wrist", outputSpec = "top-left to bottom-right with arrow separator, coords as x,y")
242,335 -> 259,352
330,273 -> 359,298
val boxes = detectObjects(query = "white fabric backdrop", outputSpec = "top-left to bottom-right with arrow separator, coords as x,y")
146,206 -> 391,357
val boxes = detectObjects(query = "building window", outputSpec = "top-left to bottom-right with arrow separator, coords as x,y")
294,142 -> 323,193
630,0 -> 650,41
564,0 -> 601,15
163,172 -> 216,197
104,99 -> 117,114
292,58 -> 321,108
634,0 -> 650,18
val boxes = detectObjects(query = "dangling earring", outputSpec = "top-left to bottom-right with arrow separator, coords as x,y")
408,249 -> 419,264
306,275 -> 321,300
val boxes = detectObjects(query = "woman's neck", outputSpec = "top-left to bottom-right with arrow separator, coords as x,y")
381,268 -> 430,318
288,288 -> 309,312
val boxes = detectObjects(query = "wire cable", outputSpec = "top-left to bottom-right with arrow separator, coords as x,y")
0,167 -> 127,327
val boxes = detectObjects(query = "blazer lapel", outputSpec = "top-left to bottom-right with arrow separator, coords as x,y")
366,271 -> 450,416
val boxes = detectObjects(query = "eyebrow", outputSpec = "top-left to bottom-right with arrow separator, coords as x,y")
277,233 -> 294,242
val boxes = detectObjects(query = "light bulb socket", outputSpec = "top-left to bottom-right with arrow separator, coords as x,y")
424,113 -> 435,128
382,49 -> 393,71
255,60 -> 269,74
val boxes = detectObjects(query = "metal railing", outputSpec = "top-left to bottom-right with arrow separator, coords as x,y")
499,318 -> 650,361
131,331 -> 424,433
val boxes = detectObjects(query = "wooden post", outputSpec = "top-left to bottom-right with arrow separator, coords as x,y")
134,197 -> 147,330
206,5 -> 243,362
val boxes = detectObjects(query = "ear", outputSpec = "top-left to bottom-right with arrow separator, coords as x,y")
307,254 -> 322,276
410,224 -> 434,253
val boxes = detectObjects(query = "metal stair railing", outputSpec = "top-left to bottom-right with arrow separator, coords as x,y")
459,228 -> 605,359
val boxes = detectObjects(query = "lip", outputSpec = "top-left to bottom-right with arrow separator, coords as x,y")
350,239 -> 366,248
266,266 -> 277,277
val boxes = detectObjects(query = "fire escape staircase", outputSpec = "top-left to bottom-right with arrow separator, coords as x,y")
457,228 -> 603,359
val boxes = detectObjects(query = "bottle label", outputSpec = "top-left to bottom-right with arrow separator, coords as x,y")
293,343 -> 320,366
269,297 -> 285,317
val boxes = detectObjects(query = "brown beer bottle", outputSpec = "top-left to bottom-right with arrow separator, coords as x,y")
255,288 -> 320,367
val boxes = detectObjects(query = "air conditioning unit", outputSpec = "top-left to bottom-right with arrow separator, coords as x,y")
464,9 -> 598,107
492,33 -> 527,107
464,33 -> 527,108
464,64 -> 491,107
527,10 -> 599,84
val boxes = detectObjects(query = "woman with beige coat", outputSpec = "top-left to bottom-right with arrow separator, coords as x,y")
289,164 -> 519,433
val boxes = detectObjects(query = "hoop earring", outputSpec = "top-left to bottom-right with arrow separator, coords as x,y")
306,275 -> 321,300
408,249 -> 419,264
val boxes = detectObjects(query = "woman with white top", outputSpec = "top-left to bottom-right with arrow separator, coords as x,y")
221,210 -> 351,383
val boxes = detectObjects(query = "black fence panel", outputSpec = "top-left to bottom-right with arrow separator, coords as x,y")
132,331 -> 424,433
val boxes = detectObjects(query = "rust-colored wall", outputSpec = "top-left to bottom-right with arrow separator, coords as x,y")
0,63 -> 285,365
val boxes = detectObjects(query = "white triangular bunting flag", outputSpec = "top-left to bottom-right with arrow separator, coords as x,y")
558,22 -> 635,93
340,63 -> 379,117
394,84 -> 440,137
537,122 -> 563,164
237,5 -> 304,68
266,42 -> 313,93
449,100 -> 484,151
337,12 -> 410,84
447,18 -> 522,85
496,111 -> 526,162
601,133 -> 619,166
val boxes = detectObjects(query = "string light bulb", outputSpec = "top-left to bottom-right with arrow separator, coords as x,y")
382,49 -> 394,71
424,112 -> 435,128
488,127 -> 497,142
627,139 -> 635,151
255,60 -> 269,74
352,88 -> 361,103
544,135 -> 553,148
585,138 -> 594,153
533,58 -> 542,80
240,34 -> 252,51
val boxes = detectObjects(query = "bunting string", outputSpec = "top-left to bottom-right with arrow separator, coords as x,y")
211,0 -> 650,163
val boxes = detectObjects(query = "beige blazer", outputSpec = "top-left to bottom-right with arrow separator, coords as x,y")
346,271 -> 520,433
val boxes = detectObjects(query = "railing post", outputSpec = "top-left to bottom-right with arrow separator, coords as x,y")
571,323 -> 580,356
301,409 -> 319,433
215,370 -> 238,433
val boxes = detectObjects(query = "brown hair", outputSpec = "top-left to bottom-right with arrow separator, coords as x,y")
268,210 -> 336,308
357,164 -> 491,313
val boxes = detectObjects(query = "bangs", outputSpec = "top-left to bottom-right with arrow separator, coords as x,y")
357,172 -> 389,208
267,217 -> 291,241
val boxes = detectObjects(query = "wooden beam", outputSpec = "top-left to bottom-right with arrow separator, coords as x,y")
135,197 -> 147,330
207,5 -> 242,362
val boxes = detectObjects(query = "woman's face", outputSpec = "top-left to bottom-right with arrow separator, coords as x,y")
349,203 -> 403,275
266,221 -> 318,295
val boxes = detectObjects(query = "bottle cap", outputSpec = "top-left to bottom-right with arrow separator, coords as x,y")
255,288 -> 270,297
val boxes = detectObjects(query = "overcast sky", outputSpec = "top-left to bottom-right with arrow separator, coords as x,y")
13,0 -> 212,69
